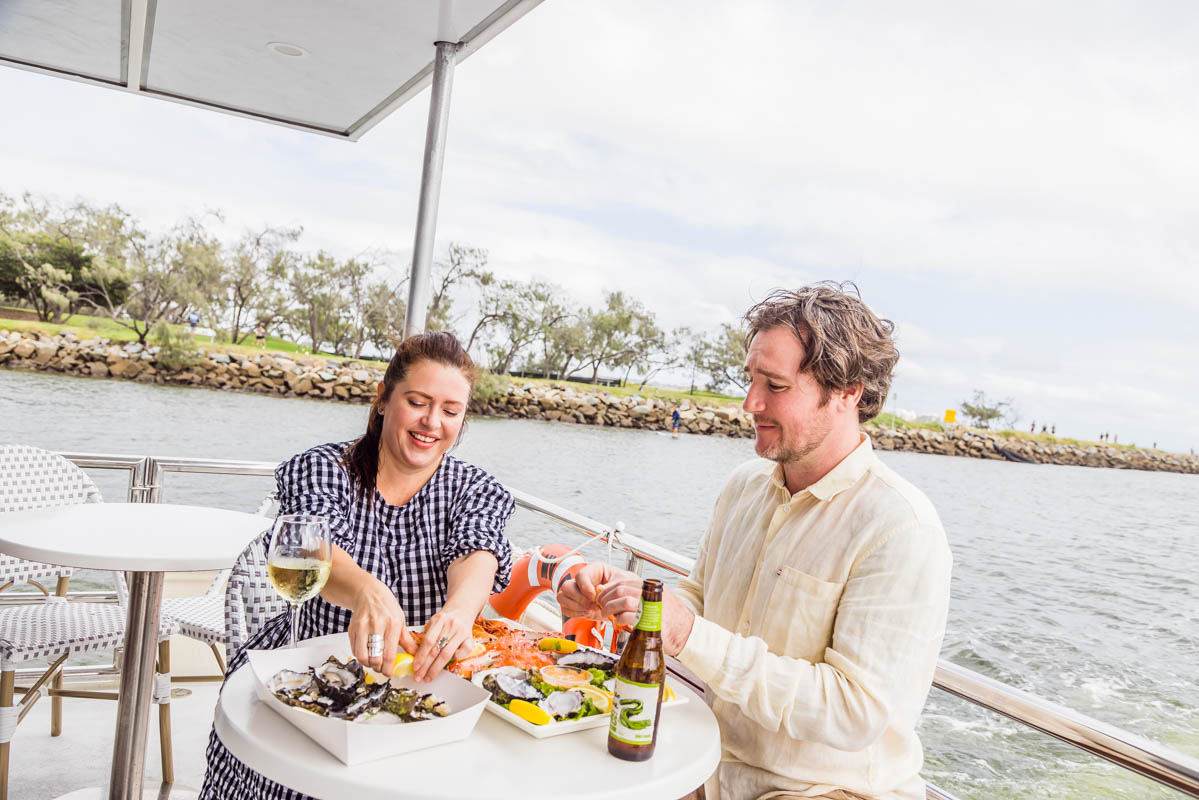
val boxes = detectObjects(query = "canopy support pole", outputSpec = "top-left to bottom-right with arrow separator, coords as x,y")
404,40 -> 460,340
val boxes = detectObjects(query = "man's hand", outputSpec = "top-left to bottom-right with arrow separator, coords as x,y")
556,563 -> 696,657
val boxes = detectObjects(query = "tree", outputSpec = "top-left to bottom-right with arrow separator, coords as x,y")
481,279 -> 557,374
216,225 -> 301,344
425,243 -> 493,334
960,390 -> 1014,429
574,291 -> 655,383
282,251 -> 350,354
0,193 -> 127,321
618,312 -> 666,387
636,326 -> 689,391
701,323 -> 748,392
0,232 -> 88,321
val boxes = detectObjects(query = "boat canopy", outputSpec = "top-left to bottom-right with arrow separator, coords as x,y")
0,0 -> 540,140
0,0 -> 544,337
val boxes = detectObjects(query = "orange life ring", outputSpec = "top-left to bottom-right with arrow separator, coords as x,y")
489,545 -> 611,650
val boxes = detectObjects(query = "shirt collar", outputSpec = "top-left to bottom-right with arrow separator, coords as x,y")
769,434 -> 877,502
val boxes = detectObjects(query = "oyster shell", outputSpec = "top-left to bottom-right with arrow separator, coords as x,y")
539,689 -> 583,719
266,668 -> 313,695
558,651 -> 617,672
494,671 -> 544,702
313,657 -> 364,707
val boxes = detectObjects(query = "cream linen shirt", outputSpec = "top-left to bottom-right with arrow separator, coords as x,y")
675,435 -> 952,800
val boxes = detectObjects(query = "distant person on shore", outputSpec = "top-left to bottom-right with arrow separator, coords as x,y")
1041,424 -> 1047,434
1114,434 -> 1118,444
1030,420 -> 1036,433
671,405 -> 680,438
254,323 -> 267,349
1051,425 -> 1056,436
201,332 -> 515,800
187,310 -> 200,338
560,282 -> 952,800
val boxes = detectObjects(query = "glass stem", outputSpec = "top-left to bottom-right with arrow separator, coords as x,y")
290,602 -> 300,648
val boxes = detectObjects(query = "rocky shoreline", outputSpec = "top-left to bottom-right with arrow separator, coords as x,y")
3,328 -> 1196,475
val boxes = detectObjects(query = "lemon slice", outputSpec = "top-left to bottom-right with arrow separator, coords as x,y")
663,683 -> 676,702
508,698 -> 551,725
537,637 -> 578,653
576,685 -> 612,713
392,653 -> 415,678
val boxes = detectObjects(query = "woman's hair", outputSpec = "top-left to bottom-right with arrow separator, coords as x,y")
343,331 -> 479,495
744,281 -> 899,422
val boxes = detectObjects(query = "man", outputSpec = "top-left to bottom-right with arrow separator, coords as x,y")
560,282 -> 952,800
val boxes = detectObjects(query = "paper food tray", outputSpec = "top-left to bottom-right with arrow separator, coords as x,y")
248,633 -> 490,765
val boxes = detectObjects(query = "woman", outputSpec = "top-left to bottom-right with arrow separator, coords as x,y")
201,331 -> 514,799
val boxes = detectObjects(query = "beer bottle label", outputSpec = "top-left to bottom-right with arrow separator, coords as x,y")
635,599 -> 662,632
609,677 -> 661,745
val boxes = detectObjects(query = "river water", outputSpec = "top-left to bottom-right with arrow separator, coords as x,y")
2,369 -> 1197,799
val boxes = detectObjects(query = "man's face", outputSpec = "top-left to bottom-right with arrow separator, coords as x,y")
742,326 -> 836,464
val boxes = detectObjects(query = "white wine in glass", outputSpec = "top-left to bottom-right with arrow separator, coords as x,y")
267,514 -> 333,647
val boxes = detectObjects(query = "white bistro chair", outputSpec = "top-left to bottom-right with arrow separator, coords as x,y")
0,445 -> 178,797
224,529 -> 290,656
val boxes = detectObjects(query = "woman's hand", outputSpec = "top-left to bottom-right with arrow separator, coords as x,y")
347,576 -> 413,676
412,607 -> 474,682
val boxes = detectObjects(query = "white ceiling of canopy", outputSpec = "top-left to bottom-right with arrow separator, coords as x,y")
0,0 -> 541,139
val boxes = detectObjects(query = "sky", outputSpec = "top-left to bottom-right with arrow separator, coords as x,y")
2,0 -> 1198,452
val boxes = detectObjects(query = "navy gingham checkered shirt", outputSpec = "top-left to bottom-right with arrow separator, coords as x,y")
200,442 -> 514,800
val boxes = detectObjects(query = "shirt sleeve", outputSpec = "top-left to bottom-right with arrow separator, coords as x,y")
443,471 -> 515,593
273,446 -> 356,550
677,522 -> 952,750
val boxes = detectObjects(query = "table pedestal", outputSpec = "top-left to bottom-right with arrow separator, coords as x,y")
109,572 -> 166,800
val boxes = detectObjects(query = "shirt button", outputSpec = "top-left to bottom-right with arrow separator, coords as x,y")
776,567 -> 782,576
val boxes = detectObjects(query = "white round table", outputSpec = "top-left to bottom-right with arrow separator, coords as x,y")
0,503 -> 269,800
215,634 -> 722,800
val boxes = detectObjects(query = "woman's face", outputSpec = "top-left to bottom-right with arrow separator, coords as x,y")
377,359 -> 472,474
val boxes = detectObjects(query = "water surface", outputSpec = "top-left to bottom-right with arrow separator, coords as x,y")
2,370 -> 1196,799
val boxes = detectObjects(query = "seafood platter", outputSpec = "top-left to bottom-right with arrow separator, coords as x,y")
247,633 -> 490,765
427,618 -> 687,739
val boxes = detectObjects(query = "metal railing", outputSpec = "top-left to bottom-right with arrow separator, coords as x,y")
42,452 -> 1199,799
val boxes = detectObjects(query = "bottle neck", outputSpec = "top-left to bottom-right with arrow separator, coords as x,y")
634,598 -> 663,632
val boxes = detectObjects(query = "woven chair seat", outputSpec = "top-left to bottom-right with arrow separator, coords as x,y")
162,594 -> 224,644
0,601 -> 177,666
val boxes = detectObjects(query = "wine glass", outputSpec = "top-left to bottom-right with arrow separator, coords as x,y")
267,514 -> 333,648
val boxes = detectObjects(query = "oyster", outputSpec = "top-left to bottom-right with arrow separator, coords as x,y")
313,657 -> 364,707
493,670 -> 544,702
558,651 -> 617,672
266,668 -> 313,695
539,689 -> 583,720
333,683 -> 389,720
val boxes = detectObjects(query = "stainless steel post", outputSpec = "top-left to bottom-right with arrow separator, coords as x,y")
107,570 -> 164,800
403,40 -> 460,339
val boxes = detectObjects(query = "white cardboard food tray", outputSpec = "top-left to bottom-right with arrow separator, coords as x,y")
247,633 -> 490,765
473,663 -> 689,739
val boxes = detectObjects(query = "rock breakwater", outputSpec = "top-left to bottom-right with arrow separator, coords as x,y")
3,328 -> 1195,475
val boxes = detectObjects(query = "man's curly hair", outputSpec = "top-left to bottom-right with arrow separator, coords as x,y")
744,281 -> 898,422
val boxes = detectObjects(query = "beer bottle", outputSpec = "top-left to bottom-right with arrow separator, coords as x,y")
608,578 -> 665,761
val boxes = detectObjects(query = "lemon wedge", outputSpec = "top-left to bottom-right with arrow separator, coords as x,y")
663,683 -> 676,702
538,637 -> 578,653
508,698 -> 551,725
392,653 -> 415,678
576,685 -> 612,713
